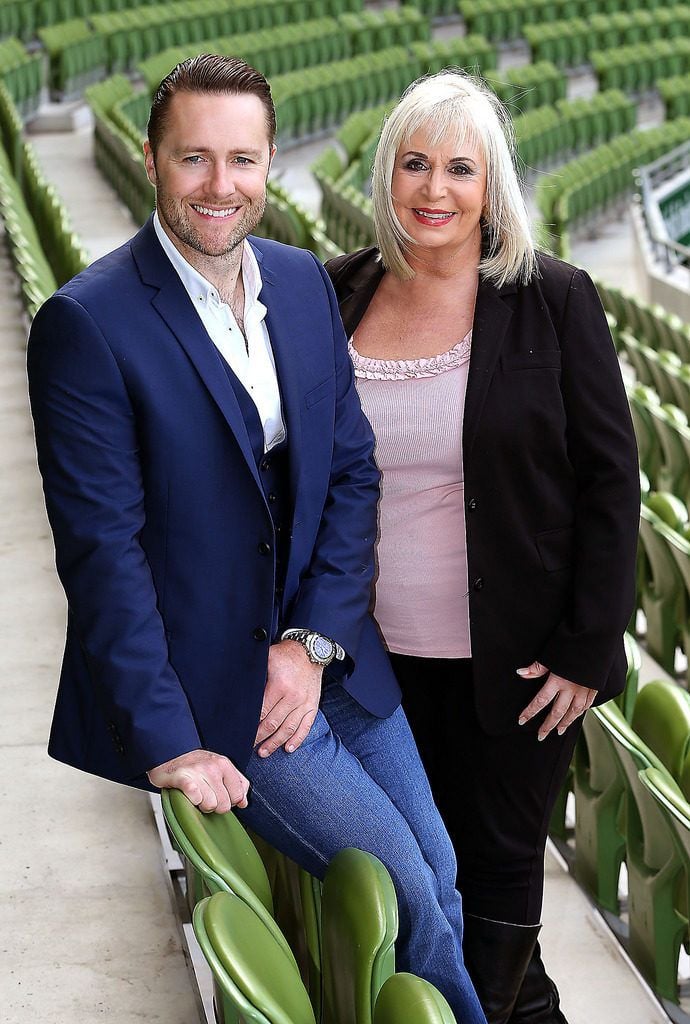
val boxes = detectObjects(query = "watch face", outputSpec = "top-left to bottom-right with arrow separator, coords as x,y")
311,635 -> 335,662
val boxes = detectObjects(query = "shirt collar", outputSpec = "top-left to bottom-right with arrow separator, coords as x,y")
153,210 -> 265,316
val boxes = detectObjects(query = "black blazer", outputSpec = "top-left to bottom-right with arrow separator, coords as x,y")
327,247 -> 640,735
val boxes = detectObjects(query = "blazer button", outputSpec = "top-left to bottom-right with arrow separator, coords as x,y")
268,492 -> 277,503
468,497 -> 478,511
473,577 -> 484,591
258,541 -> 272,555
253,627 -> 268,641
260,458 -> 270,471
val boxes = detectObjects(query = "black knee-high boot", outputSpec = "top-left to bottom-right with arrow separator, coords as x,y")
462,914 -> 541,1024
507,942 -> 568,1024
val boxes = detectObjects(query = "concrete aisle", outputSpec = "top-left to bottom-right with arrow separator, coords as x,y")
0,166 -> 199,1020
21,108 -> 671,1024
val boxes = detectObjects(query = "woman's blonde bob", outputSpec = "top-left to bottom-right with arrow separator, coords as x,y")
371,70 -> 536,286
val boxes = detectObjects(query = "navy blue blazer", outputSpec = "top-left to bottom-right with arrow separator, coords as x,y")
28,220 -> 400,789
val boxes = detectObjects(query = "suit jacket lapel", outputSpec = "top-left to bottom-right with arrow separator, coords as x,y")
252,243 -> 306,513
463,278 -> 515,460
131,220 -> 263,492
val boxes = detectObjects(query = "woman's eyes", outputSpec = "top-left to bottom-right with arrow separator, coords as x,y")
402,159 -> 472,175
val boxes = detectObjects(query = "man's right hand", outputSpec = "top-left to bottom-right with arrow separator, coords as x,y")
147,749 -> 250,814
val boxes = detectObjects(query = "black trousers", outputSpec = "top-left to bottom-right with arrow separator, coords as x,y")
389,653 -> 581,926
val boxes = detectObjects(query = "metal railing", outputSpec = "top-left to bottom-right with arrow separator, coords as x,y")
633,139 -> 690,274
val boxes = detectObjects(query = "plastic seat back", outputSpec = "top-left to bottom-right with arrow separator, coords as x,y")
374,973 -> 457,1024
597,703 -> 686,999
573,703 -> 627,913
321,848 -> 398,1024
194,891 -> 317,1024
632,679 -> 690,779
248,828 -> 322,1019
161,786 -> 305,978
638,502 -> 685,672
615,631 -> 641,720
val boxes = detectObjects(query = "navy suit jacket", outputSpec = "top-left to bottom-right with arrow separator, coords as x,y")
28,219 -> 400,789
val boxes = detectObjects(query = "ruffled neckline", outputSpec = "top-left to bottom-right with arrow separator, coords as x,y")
349,331 -> 472,381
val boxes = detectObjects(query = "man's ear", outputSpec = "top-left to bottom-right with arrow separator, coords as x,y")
267,143 -> 277,175
143,141 -> 157,187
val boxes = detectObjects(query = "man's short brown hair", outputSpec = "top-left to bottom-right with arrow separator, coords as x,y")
147,53 -> 277,154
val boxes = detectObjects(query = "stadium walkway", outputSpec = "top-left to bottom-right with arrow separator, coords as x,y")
0,106 -> 669,1022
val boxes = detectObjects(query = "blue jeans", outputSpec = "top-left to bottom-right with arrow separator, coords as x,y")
236,682 -> 487,1024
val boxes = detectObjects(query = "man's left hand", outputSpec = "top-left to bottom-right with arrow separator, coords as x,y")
517,661 -> 597,741
254,640 -> 323,757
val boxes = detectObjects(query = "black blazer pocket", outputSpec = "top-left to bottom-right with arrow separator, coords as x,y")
502,351 -> 562,371
535,526 -> 575,572
304,377 -> 334,409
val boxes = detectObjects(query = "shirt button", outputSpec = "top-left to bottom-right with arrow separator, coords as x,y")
258,541 -> 271,555
268,493 -> 277,503
260,458 -> 270,471
468,498 -> 478,511
473,577 -> 484,591
253,627 -> 268,641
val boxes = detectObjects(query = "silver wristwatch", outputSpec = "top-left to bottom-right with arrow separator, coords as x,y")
281,628 -> 345,667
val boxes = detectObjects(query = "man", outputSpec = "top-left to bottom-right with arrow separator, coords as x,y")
27,55 -> 486,1023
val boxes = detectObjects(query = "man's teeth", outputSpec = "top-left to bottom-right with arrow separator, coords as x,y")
415,210 -> 453,220
193,205 -> 237,218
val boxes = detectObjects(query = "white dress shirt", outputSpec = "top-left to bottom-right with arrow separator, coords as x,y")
153,212 -> 286,452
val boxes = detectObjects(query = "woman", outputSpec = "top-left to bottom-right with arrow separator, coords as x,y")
327,71 -> 639,1024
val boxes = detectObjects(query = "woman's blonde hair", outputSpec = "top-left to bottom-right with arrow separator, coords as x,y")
371,70 -> 536,286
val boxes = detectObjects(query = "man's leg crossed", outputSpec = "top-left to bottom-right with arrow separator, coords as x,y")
236,684 -> 486,1024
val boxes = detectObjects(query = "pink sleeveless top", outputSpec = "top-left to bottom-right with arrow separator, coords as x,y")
350,334 -> 472,658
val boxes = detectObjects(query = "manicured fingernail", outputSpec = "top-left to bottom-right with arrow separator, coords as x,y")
538,733 -> 546,742
557,728 -> 565,736
286,744 -> 295,753
516,668 -> 529,677
259,748 -> 268,757
518,717 -> 527,725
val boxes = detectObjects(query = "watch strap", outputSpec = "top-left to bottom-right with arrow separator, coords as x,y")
281,628 -> 345,662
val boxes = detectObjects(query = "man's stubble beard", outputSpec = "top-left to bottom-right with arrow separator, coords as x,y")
157,187 -> 267,260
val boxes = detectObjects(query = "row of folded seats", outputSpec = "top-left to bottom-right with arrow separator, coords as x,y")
38,4 -> 425,96
607,298 -> 690,679
0,0 -> 362,43
8,0 -> 690,102
0,80 -> 85,315
562,668 -> 690,1015
522,8 -> 690,70
459,0 -> 671,43
162,788 -> 456,1024
547,275 -> 690,1010
537,118 -> 690,258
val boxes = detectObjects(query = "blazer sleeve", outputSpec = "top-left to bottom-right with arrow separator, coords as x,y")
537,268 -> 640,689
28,293 -> 202,777
284,253 -> 380,672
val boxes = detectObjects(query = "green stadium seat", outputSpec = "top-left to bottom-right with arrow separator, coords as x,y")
374,974 -> 457,1024
194,890 -> 316,1024
638,493 -> 688,673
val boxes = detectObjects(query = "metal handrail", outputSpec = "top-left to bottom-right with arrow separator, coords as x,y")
633,140 -> 690,274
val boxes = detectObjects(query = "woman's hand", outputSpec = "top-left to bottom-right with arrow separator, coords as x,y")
516,661 -> 597,741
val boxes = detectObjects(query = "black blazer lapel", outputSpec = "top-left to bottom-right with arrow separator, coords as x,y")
327,246 -> 384,338
131,220 -> 264,492
462,278 -> 515,460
